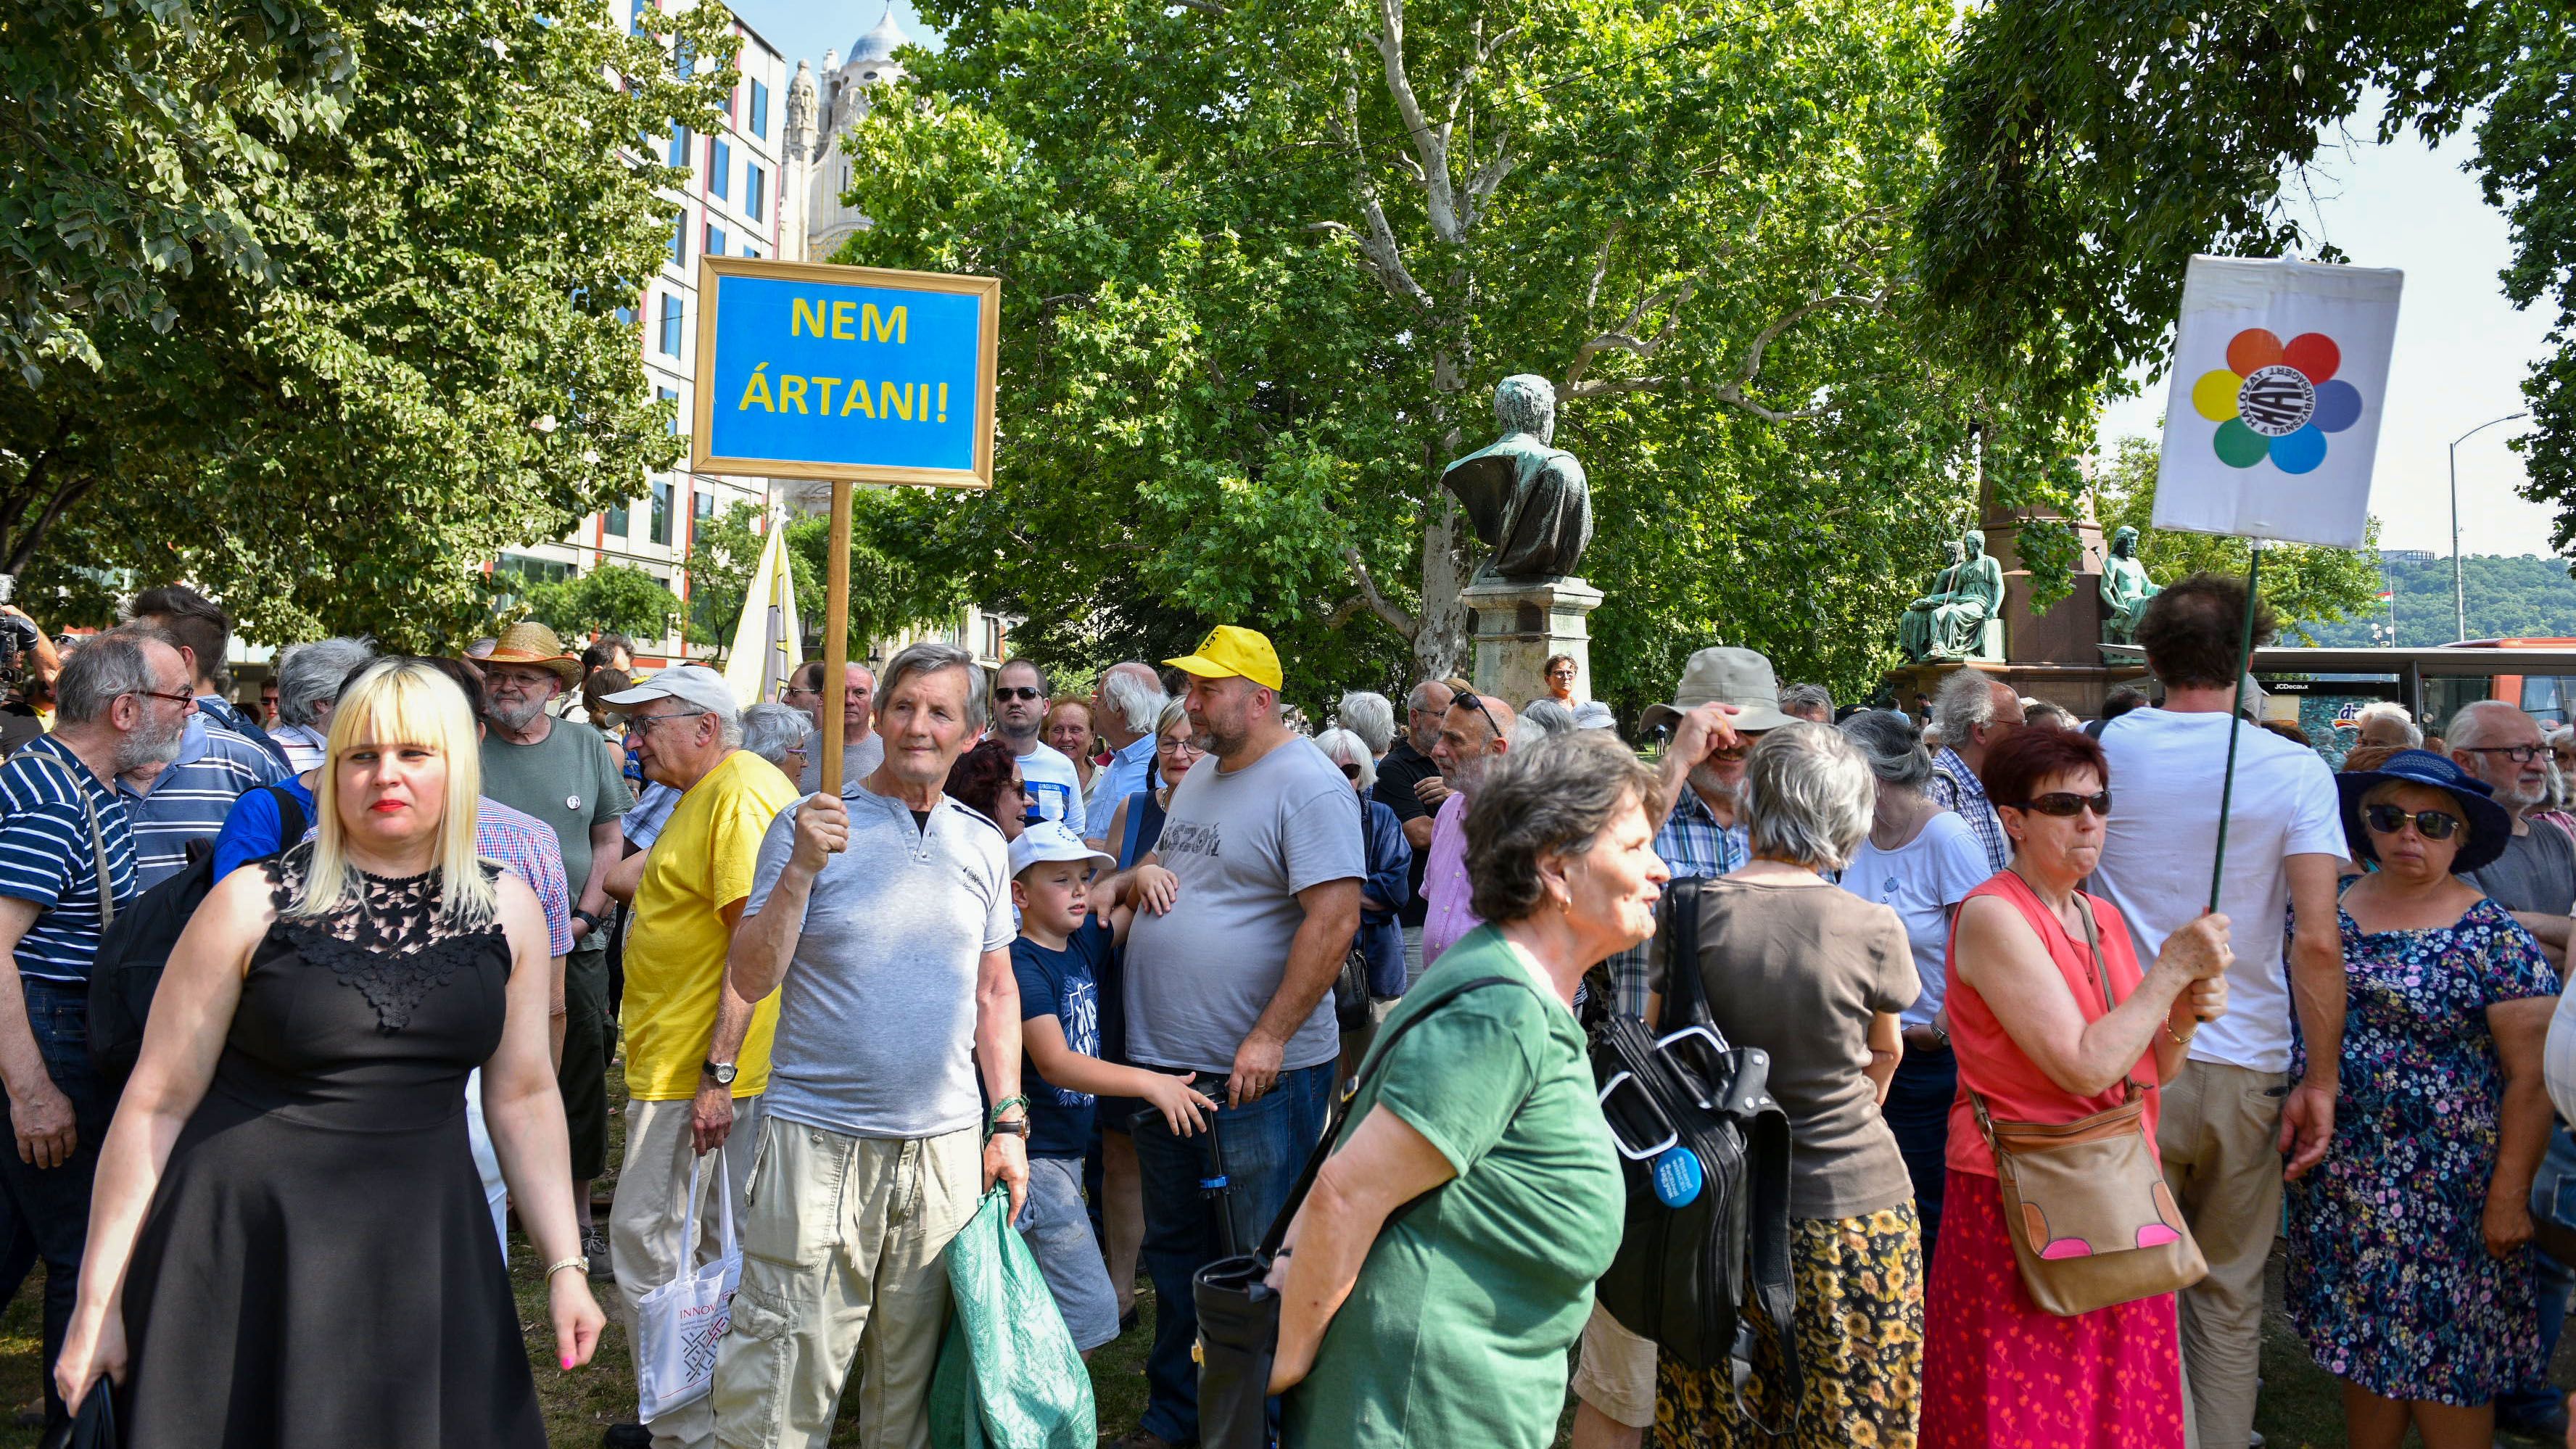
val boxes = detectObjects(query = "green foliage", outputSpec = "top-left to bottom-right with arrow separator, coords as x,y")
1,0 -> 737,648
2092,435 -> 2385,641
682,501 -> 770,651
1916,0 -> 2576,552
2302,553 -> 2576,647
523,564 -> 681,643
825,0 -> 2092,719
782,491 -> 975,666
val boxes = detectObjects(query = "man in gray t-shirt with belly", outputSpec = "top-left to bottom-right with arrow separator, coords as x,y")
711,643 -> 1027,1449
1107,624 -> 1361,1448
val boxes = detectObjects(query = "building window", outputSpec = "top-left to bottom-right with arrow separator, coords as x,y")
705,223 -> 727,259
693,488 -> 714,519
668,124 -> 689,169
650,479 -> 674,545
658,386 -> 680,432
750,78 -> 769,138
500,553 -> 577,587
745,163 -> 765,222
666,214 -> 684,268
629,0 -> 648,35
657,296 -> 682,355
674,35 -> 693,78
606,500 -> 630,537
709,139 -> 730,200
743,241 -> 761,259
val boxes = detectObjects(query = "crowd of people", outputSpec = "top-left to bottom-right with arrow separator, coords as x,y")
0,576 -> 2565,1449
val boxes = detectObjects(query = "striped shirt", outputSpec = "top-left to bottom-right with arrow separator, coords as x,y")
0,736 -> 141,985
1606,788 -> 1749,1017
624,782 -> 682,851
1928,746 -> 2010,873
119,717 -> 291,890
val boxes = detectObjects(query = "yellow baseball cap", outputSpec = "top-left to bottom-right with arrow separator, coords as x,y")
1165,625 -> 1284,692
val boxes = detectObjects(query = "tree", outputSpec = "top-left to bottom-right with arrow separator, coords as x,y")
523,564 -> 682,644
2090,435 -> 2384,641
1,0 -> 738,648
829,0 -> 2088,719
683,500 -> 771,651
1915,0 -> 2576,552
678,494 -> 974,663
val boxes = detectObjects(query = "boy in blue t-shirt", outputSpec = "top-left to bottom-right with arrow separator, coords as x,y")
1008,821 -> 1215,1355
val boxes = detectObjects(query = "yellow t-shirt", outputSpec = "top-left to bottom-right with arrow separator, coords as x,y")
622,750 -> 799,1100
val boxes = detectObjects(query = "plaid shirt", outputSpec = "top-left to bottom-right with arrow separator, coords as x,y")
1928,746 -> 2010,872
1606,789 -> 1749,1018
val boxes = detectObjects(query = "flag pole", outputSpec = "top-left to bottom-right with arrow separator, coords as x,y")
820,479 -> 852,797
2206,542 -> 2265,912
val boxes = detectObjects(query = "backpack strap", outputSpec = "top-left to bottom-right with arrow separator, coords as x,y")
1654,876 -> 1710,1031
1733,1105 -> 1802,1435
265,784 -> 310,854
1255,970 -> 1532,1256
22,751 -> 114,928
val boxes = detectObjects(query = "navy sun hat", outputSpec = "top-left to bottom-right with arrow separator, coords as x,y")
2334,747 -> 2515,874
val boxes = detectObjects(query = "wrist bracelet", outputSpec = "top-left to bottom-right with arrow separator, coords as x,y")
989,1094 -> 1030,1123
2163,1019 -> 2196,1048
544,1257 -> 587,1281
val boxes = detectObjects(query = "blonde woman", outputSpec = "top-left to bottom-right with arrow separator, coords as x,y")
54,659 -> 603,1447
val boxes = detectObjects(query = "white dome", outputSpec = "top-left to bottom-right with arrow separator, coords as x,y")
849,6 -> 907,66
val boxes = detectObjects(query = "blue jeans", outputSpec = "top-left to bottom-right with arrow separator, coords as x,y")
1131,1060 -> 1334,1445
1883,1046 -> 1955,1268
0,981 -> 112,1427
2501,1125 -> 2576,1427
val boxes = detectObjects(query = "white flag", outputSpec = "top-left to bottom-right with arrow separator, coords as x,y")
721,519 -> 804,708
2152,255 -> 2403,548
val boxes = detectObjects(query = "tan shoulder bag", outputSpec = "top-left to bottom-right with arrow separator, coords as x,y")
1966,891 -> 2205,1316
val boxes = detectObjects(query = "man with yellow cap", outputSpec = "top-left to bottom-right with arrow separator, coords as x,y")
1105,625 -> 1362,1449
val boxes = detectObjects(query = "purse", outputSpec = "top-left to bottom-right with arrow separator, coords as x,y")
1966,891 -> 2207,1317
38,1379 -> 117,1449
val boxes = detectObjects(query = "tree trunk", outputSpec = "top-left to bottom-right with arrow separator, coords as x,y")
1415,492 -> 1474,679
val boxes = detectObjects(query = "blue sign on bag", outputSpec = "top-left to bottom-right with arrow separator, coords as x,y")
1651,1145 -> 1704,1208
690,258 -> 998,490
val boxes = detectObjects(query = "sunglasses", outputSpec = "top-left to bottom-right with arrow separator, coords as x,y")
1454,690 -> 1503,736
2013,790 -> 2113,818
1337,761 -> 1363,780
2361,804 -> 2461,841
993,686 -> 1044,702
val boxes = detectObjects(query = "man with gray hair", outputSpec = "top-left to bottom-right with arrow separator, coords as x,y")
1337,690 -> 1396,758
1084,661 -> 1168,838
595,665 -> 796,1449
1780,682 -> 1835,724
1371,680 -> 1451,985
266,637 -> 373,772
0,632 -> 166,1429
1925,669 -> 2024,872
714,642 -> 1028,1449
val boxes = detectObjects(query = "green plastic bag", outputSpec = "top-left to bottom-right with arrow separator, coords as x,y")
929,1187 -> 1097,1449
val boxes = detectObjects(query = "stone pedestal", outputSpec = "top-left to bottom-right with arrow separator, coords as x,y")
1462,576 -> 1603,707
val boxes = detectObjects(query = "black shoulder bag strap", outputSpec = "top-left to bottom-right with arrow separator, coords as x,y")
1657,876 -> 1710,1032
1255,970 -> 1533,1256
267,784 -> 309,854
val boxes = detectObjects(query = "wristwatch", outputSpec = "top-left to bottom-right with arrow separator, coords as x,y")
702,1059 -> 738,1087
989,1116 -> 1031,1139
571,907 -> 603,933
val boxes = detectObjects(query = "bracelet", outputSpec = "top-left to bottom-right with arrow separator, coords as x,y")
989,1094 -> 1030,1123
2164,1018 -> 2196,1048
543,1257 -> 587,1281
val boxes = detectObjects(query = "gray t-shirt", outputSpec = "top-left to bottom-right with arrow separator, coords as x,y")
2469,819 -> 2576,917
480,722 -> 627,912
1124,738 -> 1366,1075
745,785 -> 1014,1139
798,730 -> 887,794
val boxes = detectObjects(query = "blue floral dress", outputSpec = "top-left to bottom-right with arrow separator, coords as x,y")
2283,896 -> 2560,1404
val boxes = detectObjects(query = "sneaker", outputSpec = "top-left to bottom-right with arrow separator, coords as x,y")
601,1425 -> 652,1449
584,1227 -> 613,1281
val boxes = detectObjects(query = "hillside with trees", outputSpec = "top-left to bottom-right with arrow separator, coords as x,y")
2305,554 -> 2576,646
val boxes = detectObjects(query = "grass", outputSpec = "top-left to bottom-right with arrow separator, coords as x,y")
0,1053 -> 2559,1446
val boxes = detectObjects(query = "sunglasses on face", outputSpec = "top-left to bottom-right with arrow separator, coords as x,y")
994,686 -> 1044,703
2362,804 -> 2462,841
2014,790 -> 2113,818
1338,761 -> 1363,780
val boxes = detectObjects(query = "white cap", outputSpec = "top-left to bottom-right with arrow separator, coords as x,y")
602,664 -> 738,718
1573,701 -> 1617,731
1008,819 -> 1114,878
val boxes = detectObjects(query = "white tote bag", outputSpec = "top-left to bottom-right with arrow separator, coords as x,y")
634,1145 -> 743,1421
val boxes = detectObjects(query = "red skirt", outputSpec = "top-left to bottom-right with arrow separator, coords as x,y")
1920,1169 -> 2184,1449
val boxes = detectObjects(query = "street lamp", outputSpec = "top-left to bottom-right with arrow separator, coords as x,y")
2450,410 -> 2528,643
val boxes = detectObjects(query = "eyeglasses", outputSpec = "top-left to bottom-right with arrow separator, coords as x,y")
2459,744 -> 2547,764
126,688 -> 196,710
1337,761 -> 1363,780
2361,804 -> 2462,841
994,686 -> 1044,703
627,709 -> 710,735
2013,790 -> 2113,817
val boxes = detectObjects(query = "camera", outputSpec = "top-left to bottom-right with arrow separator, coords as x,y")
0,577 -> 38,688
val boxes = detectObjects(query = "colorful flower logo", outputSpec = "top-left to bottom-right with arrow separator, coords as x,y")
2191,329 -> 2364,474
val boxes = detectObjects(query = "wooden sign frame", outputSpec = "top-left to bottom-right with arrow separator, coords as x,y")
688,256 -> 1000,490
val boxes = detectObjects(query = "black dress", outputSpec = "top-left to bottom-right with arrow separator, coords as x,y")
119,848 -> 546,1448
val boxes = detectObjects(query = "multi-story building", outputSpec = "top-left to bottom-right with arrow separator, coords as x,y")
501,2 -> 1010,674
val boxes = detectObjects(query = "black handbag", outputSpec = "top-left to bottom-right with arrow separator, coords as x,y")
1192,971 -> 1531,1449
1330,944 -> 1372,1031
38,1379 -> 117,1449
1590,877 -> 1803,1434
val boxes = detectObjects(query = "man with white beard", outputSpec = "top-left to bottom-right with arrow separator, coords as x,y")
1568,645 -> 1785,1449
1414,690 -> 1518,969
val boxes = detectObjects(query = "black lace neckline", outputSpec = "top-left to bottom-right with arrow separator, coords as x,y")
268,847 -> 505,1033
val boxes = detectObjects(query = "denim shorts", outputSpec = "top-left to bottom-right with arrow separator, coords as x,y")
1017,1156 -> 1120,1351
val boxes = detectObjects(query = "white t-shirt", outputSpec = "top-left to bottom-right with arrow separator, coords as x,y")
2093,708 -> 2345,1073
1842,811 -> 1992,1028
1014,740 -> 1087,837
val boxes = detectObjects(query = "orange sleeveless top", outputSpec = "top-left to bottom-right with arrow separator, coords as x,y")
1943,868 -> 2164,1178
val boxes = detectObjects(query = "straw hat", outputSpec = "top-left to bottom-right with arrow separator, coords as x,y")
483,622 -> 582,689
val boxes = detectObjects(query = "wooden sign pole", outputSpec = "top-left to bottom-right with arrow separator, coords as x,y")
820,479 -> 854,796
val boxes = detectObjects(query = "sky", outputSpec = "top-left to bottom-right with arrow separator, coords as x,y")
2095,114 -> 2554,558
707,13 -> 2547,559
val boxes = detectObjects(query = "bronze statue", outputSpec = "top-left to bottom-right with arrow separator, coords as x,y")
1899,540 -> 1965,663
2100,525 -> 2162,645
1442,375 -> 1593,581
